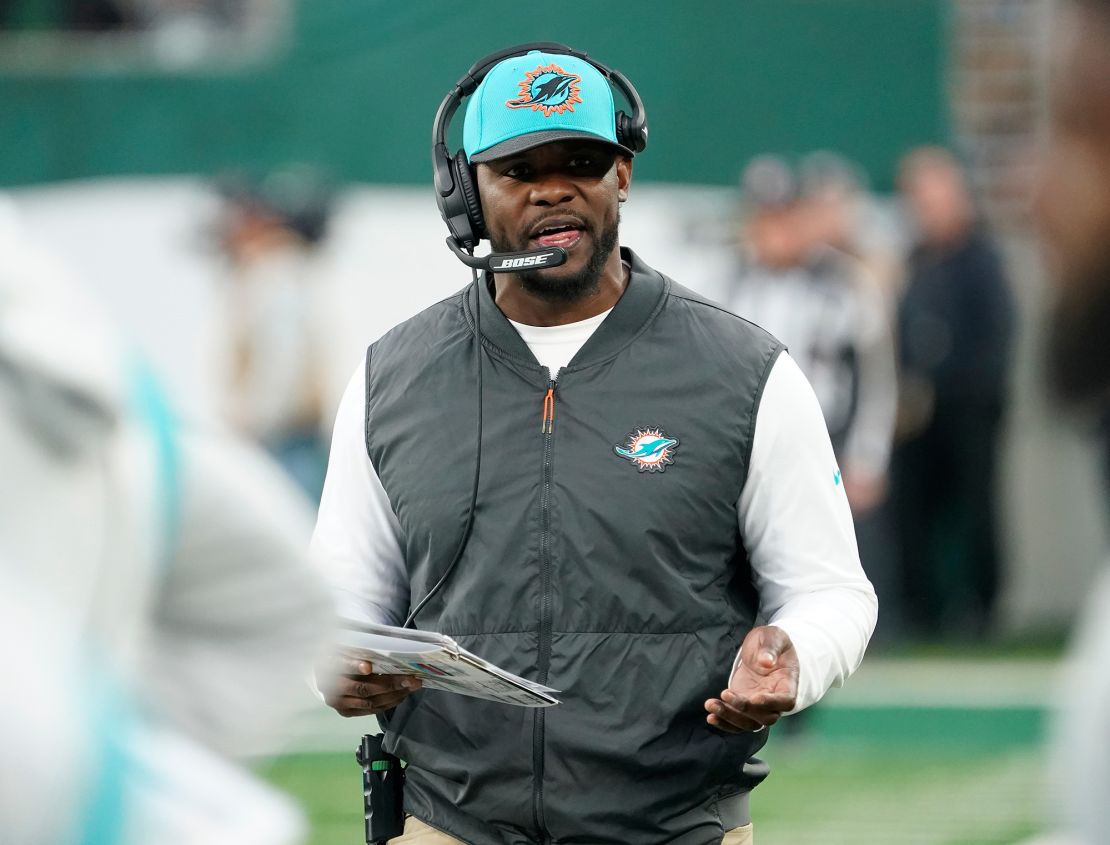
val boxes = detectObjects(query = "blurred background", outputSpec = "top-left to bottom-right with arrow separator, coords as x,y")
1,1 -> 1101,843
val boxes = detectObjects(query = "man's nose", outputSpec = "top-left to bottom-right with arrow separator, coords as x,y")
529,173 -> 575,206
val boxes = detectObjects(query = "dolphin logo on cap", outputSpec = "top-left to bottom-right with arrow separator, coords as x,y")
506,63 -> 583,117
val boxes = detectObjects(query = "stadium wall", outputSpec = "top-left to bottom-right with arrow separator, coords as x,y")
0,0 -> 948,190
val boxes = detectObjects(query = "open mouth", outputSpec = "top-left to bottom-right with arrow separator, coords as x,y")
528,218 -> 585,250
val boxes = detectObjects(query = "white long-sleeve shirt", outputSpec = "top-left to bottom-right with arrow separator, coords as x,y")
312,313 -> 877,713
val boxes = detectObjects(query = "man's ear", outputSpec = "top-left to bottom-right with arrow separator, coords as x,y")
617,156 -> 633,203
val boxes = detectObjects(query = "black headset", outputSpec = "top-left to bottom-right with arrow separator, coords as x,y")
431,41 -> 649,253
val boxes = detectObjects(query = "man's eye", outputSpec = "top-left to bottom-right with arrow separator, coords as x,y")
568,156 -> 612,176
503,164 -> 531,179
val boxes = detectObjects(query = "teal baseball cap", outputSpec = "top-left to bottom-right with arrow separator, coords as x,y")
463,49 -> 635,164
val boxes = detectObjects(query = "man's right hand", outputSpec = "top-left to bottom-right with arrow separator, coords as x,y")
320,655 -> 421,718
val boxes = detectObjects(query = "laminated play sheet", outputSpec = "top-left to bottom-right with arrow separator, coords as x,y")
336,619 -> 560,707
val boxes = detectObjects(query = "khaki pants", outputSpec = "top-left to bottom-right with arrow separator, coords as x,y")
390,816 -> 755,844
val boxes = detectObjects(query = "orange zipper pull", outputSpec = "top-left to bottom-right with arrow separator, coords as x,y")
542,386 -> 555,434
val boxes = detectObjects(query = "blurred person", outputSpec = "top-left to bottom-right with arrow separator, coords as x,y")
0,568 -> 311,845
313,45 -> 877,844
895,147 -> 1016,637
213,166 -> 334,501
0,199 -> 332,843
1035,0 -> 1110,841
729,155 -> 898,519
798,150 -> 906,309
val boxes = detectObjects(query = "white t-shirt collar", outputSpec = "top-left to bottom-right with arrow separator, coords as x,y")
508,308 -> 613,377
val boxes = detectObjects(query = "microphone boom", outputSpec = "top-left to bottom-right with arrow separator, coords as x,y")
446,238 -> 567,273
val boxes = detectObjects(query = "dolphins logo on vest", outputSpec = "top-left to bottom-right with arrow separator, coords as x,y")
614,427 -> 679,473
506,63 -> 583,117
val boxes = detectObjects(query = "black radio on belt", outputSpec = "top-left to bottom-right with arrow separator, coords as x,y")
356,733 -> 405,845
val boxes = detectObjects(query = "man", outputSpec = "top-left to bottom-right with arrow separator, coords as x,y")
313,46 -> 877,845
798,150 -> 905,308
729,155 -> 897,518
894,147 -> 1015,638
213,167 -> 335,501
1035,1 -> 1110,841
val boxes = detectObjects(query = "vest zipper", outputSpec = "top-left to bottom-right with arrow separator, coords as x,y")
533,374 -> 558,842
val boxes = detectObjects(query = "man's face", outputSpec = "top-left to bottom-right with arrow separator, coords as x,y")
476,140 -> 632,302
1035,2 -> 1110,403
747,206 -> 808,269
899,159 -> 971,245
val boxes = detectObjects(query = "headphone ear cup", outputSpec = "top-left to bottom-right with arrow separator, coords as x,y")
615,111 -> 630,149
615,111 -> 646,154
453,151 -> 486,242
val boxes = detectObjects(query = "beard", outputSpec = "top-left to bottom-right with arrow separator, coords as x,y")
490,213 -> 620,303
1045,253 -> 1110,407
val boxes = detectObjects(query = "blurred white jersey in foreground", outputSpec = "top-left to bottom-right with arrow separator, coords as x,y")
0,199 -> 333,844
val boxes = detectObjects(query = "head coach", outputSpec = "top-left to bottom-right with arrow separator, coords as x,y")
312,43 -> 878,845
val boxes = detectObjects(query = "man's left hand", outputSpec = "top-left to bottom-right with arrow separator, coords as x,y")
705,625 -> 799,733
